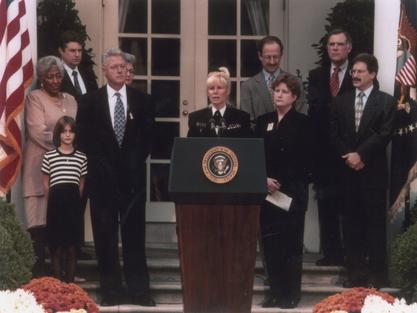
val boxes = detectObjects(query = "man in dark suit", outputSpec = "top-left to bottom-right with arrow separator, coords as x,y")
241,35 -> 306,125
59,31 -> 98,263
331,53 -> 396,288
59,30 -> 98,102
308,29 -> 354,266
76,48 -> 155,306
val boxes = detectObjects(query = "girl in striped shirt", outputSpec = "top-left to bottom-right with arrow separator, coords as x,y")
42,116 -> 87,282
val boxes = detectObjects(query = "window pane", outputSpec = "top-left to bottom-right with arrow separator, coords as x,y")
152,39 -> 180,76
151,164 -> 171,201
241,0 -> 269,35
119,38 -> 147,75
131,80 -> 147,93
208,40 -> 236,76
229,82 -> 236,108
151,80 -> 180,117
151,122 -> 179,159
208,0 -> 236,35
241,40 -> 259,77
119,0 -> 147,33
152,0 -> 180,34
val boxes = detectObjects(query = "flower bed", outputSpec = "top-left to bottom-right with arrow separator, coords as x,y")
313,288 -> 395,313
22,277 -> 98,313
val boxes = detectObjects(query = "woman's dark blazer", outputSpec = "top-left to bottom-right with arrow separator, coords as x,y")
256,108 -> 313,211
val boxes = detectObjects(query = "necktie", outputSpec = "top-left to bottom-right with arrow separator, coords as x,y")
72,70 -> 82,95
268,74 -> 275,100
355,92 -> 365,132
330,67 -> 340,97
213,110 -> 222,126
213,110 -> 222,135
114,92 -> 126,146
268,74 -> 275,89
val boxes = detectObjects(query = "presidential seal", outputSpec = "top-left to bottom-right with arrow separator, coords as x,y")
202,146 -> 238,184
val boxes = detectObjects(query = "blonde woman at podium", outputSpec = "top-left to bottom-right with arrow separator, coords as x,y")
255,73 -> 313,308
187,67 -> 252,137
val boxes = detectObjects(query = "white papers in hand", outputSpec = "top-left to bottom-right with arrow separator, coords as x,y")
265,190 -> 292,211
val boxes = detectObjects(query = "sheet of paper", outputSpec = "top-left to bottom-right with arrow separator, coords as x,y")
265,190 -> 292,211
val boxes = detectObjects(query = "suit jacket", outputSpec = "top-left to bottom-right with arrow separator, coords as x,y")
62,66 -> 98,103
241,70 -> 307,123
187,106 -> 252,137
330,87 -> 396,189
307,64 -> 354,185
256,108 -> 313,211
76,85 -> 154,197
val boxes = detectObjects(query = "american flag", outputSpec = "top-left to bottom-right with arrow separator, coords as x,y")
396,53 -> 416,86
0,0 -> 33,195
395,2 -> 417,88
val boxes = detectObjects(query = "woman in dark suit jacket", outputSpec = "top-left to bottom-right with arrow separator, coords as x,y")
187,67 -> 251,138
256,74 -> 313,308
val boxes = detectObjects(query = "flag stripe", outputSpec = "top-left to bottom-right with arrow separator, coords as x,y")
0,0 -> 33,194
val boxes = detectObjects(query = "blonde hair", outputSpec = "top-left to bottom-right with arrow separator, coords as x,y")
207,67 -> 231,94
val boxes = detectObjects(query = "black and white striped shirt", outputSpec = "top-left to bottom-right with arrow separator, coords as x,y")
41,149 -> 87,188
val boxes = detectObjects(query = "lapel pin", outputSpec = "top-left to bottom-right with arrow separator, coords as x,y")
129,112 -> 134,120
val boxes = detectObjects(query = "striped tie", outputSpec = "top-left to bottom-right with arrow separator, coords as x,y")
355,92 -> 365,132
114,92 -> 126,146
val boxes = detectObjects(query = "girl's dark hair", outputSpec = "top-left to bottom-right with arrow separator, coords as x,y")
53,116 -> 76,147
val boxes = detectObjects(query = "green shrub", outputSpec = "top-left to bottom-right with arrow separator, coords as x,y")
391,222 -> 417,301
0,198 -> 35,290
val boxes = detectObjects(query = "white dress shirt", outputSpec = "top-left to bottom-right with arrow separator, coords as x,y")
330,60 -> 349,88
63,63 -> 87,94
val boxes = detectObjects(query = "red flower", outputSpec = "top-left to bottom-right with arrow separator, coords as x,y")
22,277 -> 99,313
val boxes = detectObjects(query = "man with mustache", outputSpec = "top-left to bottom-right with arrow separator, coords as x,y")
307,29 -> 354,266
330,53 -> 396,288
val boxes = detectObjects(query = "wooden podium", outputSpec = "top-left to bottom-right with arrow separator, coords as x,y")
169,138 -> 267,313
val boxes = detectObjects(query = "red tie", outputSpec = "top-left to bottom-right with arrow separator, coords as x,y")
330,67 -> 340,97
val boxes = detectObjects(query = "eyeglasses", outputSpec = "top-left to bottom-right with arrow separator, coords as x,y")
261,55 -> 280,61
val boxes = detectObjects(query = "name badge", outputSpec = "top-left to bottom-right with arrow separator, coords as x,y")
267,122 -> 274,131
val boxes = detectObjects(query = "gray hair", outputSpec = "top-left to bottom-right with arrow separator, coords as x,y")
124,52 -> 136,65
102,48 -> 125,66
36,55 -> 64,80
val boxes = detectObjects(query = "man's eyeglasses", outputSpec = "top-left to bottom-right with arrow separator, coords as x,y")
262,55 -> 280,61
